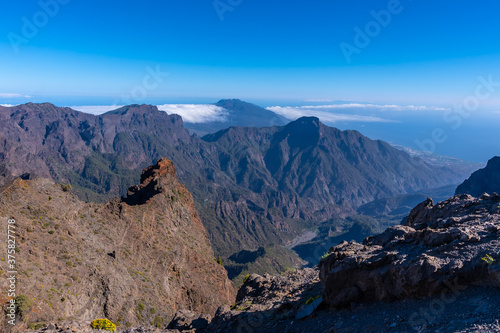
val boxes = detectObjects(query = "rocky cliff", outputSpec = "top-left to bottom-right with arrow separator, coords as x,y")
0,159 -> 235,332
319,192 -> 500,307
456,156 -> 500,197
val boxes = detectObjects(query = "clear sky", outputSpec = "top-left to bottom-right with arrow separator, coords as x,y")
1,1 -> 500,162
1,0 -> 500,107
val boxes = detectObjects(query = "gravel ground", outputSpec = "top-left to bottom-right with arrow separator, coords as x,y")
257,284 -> 500,333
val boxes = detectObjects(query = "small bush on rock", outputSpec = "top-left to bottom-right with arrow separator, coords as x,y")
91,318 -> 116,333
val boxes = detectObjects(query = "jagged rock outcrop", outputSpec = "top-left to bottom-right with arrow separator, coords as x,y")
319,193 -> 500,308
0,159 -> 235,332
208,268 -> 322,332
456,156 -> 500,197
124,158 -> 177,205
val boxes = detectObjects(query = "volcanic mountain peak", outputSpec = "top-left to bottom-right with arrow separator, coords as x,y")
215,98 -> 246,107
215,98 -> 264,112
184,99 -> 289,135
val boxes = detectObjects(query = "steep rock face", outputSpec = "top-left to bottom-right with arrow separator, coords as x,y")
319,193 -> 500,307
124,158 -> 177,205
0,159 -> 235,332
456,156 -> 500,197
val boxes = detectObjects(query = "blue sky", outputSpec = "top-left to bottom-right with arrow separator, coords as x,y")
1,0 -> 500,105
1,0 -> 500,161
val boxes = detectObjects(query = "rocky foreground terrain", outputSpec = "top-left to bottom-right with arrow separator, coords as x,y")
18,191 -> 500,332
0,159 -> 235,332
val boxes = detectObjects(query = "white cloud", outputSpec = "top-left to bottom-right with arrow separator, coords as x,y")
0,104 -> 14,107
71,105 -> 124,115
266,103 -> 449,124
157,104 -> 228,123
0,93 -> 31,98
275,104 -> 448,112
266,105 -> 397,123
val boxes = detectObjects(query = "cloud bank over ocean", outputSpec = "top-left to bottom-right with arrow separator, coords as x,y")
157,104 -> 228,123
267,103 -> 449,123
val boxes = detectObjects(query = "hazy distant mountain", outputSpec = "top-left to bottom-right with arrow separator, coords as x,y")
456,156 -> 500,196
0,102 -> 473,280
184,99 -> 289,135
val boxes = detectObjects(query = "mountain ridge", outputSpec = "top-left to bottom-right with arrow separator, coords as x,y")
0,101 -> 474,280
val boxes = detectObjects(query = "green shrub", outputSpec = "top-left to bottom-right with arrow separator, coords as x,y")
91,318 -> 116,333
319,252 -> 330,262
48,230 -> 55,234
216,255 -> 223,266
152,315 -> 165,328
60,183 -> 72,192
14,294 -> 32,318
28,322 -> 46,330
137,302 -> 145,312
243,274 -> 251,284
305,295 -> 321,305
